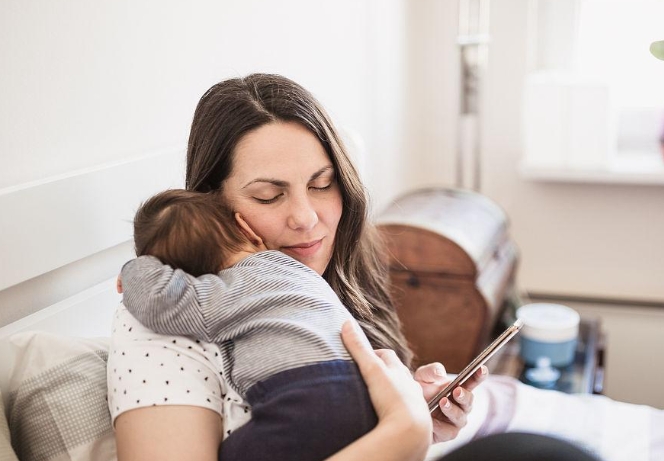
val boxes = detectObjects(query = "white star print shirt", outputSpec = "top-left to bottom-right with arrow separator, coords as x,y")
107,303 -> 251,439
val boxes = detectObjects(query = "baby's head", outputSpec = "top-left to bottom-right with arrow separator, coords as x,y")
133,189 -> 259,276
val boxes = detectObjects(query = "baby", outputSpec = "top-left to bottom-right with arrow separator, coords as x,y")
120,189 -> 377,461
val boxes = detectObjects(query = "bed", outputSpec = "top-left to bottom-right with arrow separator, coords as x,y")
1,155 -> 662,461
2,284 -> 663,461
0,147 -> 180,461
0,279 -> 118,461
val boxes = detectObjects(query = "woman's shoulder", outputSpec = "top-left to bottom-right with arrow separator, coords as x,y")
108,304 -> 239,425
109,303 -> 223,364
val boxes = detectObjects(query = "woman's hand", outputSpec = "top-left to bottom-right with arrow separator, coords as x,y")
334,320 -> 432,461
414,362 -> 488,443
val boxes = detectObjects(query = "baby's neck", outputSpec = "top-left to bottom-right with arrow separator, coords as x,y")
223,244 -> 266,268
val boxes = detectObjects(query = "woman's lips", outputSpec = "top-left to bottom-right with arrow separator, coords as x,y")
282,239 -> 323,258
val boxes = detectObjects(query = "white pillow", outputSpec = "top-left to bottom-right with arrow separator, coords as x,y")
3,331 -> 116,461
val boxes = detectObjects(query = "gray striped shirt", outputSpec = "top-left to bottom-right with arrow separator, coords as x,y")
121,251 -> 354,397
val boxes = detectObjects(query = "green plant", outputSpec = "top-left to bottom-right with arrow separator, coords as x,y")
651,40 -> 664,60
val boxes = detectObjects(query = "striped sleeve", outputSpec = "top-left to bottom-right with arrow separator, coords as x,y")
121,256 -> 233,343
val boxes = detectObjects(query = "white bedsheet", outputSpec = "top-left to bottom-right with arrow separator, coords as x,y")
427,375 -> 663,461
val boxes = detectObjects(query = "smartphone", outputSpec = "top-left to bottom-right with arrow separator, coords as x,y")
427,318 -> 524,413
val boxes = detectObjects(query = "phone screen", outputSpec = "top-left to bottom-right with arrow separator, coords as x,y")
427,319 -> 524,413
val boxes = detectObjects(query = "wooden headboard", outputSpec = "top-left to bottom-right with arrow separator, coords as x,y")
0,147 -> 184,292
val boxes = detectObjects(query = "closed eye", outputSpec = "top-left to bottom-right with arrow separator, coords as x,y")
253,193 -> 283,204
310,183 -> 332,192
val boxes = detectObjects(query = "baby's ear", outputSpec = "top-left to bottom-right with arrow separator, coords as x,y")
235,213 -> 264,247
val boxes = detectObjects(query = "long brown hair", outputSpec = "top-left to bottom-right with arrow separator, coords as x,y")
185,74 -> 412,367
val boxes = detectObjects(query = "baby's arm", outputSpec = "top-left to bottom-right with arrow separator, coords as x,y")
120,255 -> 234,343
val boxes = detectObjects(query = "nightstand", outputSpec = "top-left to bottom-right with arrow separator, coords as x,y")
487,317 -> 605,394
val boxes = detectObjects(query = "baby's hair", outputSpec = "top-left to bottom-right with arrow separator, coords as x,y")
133,189 -> 248,276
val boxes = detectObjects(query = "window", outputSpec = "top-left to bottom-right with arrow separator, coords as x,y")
522,0 -> 664,182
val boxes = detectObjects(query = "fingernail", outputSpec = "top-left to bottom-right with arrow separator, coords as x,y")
434,366 -> 445,377
456,389 -> 464,401
480,365 -> 488,375
443,398 -> 451,409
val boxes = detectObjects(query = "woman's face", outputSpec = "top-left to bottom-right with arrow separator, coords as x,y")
222,121 -> 343,275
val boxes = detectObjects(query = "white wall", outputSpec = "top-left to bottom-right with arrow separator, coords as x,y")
0,0 -> 414,325
481,0 -> 664,302
0,0 -> 406,193
401,0 -> 664,408
403,0 -> 664,303
403,0 -> 460,190
3,0 -> 662,321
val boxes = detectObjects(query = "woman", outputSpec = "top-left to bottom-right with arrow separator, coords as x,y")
108,73 -> 508,460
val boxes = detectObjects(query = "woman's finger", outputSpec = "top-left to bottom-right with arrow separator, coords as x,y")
374,349 -> 410,373
461,365 -> 489,391
434,396 -> 468,427
451,385 -> 474,412
341,320 -> 382,373
414,362 -> 448,384
414,361 -> 484,443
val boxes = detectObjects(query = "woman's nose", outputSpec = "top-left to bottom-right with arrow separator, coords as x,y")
287,196 -> 318,231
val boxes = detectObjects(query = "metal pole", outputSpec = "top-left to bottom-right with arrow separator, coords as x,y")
456,0 -> 490,191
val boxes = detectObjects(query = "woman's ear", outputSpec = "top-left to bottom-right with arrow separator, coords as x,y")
235,213 -> 264,247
